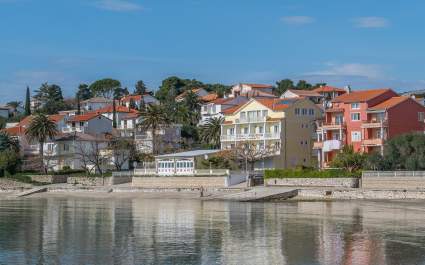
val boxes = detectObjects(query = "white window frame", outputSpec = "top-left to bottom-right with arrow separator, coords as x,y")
351,113 -> 361,121
351,102 -> 360,110
351,131 -> 362,142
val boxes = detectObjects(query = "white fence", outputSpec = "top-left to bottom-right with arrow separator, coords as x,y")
363,171 -> 425,178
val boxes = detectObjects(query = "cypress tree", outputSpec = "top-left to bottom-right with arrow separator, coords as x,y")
25,86 -> 31,116
112,99 -> 117,128
76,94 -> 81,115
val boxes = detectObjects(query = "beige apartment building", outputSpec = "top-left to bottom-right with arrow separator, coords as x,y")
220,97 -> 322,169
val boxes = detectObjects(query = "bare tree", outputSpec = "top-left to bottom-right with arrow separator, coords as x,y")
233,142 -> 278,172
75,140 -> 109,174
108,137 -> 138,171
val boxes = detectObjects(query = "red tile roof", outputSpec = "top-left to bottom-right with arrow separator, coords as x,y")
2,126 -> 25,136
209,98 -> 233,104
17,114 -> 65,127
313,86 -> 346,93
122,112 -> 140,120
222,98 -> 296,115
332,89 -> 393,103
121,95 -> 142,102
95,105 -> 138,114
368,96 -> 410,111
68,112 -> 102,122
200,93 -> 218,102
222,104 -> 245,115
287,89 -> 322,97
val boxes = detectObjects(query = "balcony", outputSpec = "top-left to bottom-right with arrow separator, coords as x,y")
221,133 -> 281,141
322,140 -> 343,152
320,122 -> 346,131
361,120 -> 388,129
362,138 -> 384,146
313,141 -> 323,149
235,116 -> 267,123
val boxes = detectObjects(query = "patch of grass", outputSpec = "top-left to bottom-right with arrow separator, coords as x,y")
264,169 -> 360,179
4,173 -> 48,185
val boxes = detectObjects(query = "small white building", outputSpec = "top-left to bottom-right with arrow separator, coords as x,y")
200,97 -> 249,125
154,149 -> 221,176
120,94 -> 158,109
81,97 -> 112,112
229,83 -> 274,98
64,113 -> 112,135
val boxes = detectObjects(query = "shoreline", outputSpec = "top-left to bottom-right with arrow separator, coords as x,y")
2,184 -> 425,201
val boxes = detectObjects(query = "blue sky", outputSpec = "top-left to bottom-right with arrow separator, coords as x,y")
1,0 -> 425,102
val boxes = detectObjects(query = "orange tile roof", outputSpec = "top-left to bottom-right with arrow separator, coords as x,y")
332,89 -> 393,103
368,96 -> 410,111
256,98 -> 292,111
95,105 -> 138,114
287,89 -> 322,97
209,98 -> 233,104
17,114 -> 65,127
200,93 -> 218,102
222,104 -> 245,115
121,94 -> 142,102
68,112 -> 102,122
2,126 -> 25,136
241,90 -> 276,98
175,88 -> 203,100
313,86 -> 346,93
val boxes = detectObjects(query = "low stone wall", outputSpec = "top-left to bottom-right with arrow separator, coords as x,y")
29,175 -> 68,184
67,175 -> 132,186
361,176 -> 425,190
297,189 -> 425,200
265,178 -> 359,188
132,176 -> 226,188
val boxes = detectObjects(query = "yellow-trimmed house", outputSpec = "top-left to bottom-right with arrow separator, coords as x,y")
220,97 -> 322,169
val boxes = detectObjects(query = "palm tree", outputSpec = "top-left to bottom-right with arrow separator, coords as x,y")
137,104 -> 170,155
25,113 -> 58,173
200,117 -> 224,148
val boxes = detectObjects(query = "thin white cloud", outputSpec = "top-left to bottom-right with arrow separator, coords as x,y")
306,63 -> 386,79
352,17 -> 389,28
281,16 -> 315,25
94,0 -> 143,12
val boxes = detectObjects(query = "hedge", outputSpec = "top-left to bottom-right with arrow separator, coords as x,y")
264,169 -> 361,179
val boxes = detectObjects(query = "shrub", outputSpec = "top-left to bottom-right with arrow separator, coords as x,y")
264,168 -> 360,179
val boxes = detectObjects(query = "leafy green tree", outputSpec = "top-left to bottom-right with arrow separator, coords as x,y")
0,132 -> 19,153
76,83 -> 92,100
0,149 -> 21,176
331,145 -> 366,172
34,83 -> 66,114
275,79 -> 294,95
114,87 -> 129,99
89,78 -> 121,99
199,117 -> 224,148
295,80 -> 313,90
155,76 -> 187,102
25,113 -> 58,173
137,104 -> 170,155
383,133 -> 425,170
205,84 -> 231,97
25,86 -> 31,116
364,152 -> 390,171
134,80 -> 148,95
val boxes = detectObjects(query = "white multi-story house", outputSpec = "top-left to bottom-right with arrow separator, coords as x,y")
229,83 -> 274,98
63,113 -> 112,135
120,94 -> 158,109
220,97 -> 322,169
95,105 -> 139,127
135,124 -> 182,154
200,97 -> 249,125
81,97 -> 112,112
118,112 -> 141,138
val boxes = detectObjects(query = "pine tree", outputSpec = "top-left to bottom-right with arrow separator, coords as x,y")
25,86 -> 31,116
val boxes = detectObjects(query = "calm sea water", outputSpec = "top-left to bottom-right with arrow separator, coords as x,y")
0,197 -> 425,265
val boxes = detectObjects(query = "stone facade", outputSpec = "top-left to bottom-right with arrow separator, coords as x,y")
132,176 -> 226,188
29,175 -> 68,184
67,176 -> 132,186
361,176 -> 425,190
265,178 -> 359,188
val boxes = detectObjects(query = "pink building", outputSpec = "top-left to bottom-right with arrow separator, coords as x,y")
314,89 -> 425,168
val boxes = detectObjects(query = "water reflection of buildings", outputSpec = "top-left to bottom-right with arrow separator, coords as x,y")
1,199 -> 425,264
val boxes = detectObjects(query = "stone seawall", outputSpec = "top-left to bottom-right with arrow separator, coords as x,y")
132,176 -> 226,188
67,176 -> 132,186
361,176 -> 425,190
265,178 -> 359,188
29,175 -> 68,184
297,189 -> 425,200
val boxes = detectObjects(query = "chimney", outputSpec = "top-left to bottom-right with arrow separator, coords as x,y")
344,85 -> 351,94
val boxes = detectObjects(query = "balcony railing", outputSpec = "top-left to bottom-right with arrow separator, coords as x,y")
221,133 -> 281,141
320,122 -> 346,130
362,138 -> 384,146
322,140 -> 343,152
361,120 -> 388,128
236,116 -> 267,123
